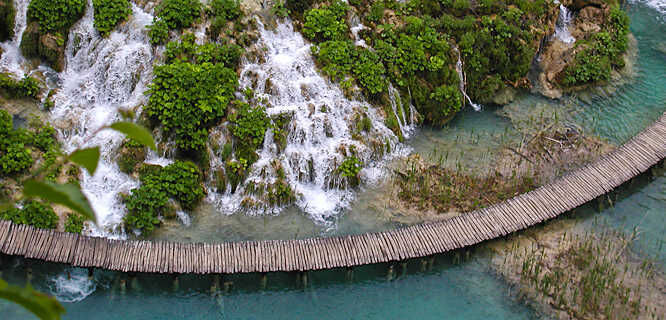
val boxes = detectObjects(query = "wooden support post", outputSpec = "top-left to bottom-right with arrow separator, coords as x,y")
172,275 -> 179,292
420,258 -> 428,272
260,273 -> 267,290
26,267 -> 33,285
400,262 -> 408,276
345,267 -> 354,282
129,273 -> 139,291
428,256 -> 435,271
87,268 -> 94,280
386,264 -> 394,281
119,278 -> 127,296
211,274 -> 221,296
596,196 -> 605,212
223,281 -> 233,294
300,271 -> 308,288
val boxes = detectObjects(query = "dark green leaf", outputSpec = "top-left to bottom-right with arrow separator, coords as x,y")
108,122 -> 156,151
23,180 -> 96,223
0,279 -> 65,320
68,147 -> 100,175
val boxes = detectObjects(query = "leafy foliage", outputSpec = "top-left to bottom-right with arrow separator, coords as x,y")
0,201 -> 58,229
64,213 -> 85,233
0,73 -> 40,98
26,0 -> 86,33
155,0 -> 201,29
146,38 -> 238,152
336,156 -> 362,187
302,0 -> 349,42
562,6 -> 630,87
0,279 -> 65,320
0,1 -> 15,41
209,0 -> 241,21
147,19 -> 169,45
92,0 -> 132,37
123,161 -> 204,234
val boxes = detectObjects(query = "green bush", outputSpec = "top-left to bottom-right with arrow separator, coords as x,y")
336,156 -> 362,187
209,0 -> 241,21
155,0 -> 201,29
147,19 -> 169,45
146,58 -> 237,152
0,0 -> 15,41
1,201 -> 58,229
302,0 -> 349,41
561,6 -> 629,87
164,33 -> 241,67
0,110 -> 33,176
352,48 -> 387,95
92,0 -> 132,37
26,0 -> 86,33
0,73 -> 40,98
229,101 -> 269,164
124,160 -> 203,234
64,213 -> 85,233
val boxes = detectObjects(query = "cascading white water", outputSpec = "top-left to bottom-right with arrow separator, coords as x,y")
387,83 -> 416,138
50,1 -> 155,238
453,46 -> 482,112
207,20 -> 402,224
0,0 -> 30,75
48,269 -> 96,303
554,4 -> 576,44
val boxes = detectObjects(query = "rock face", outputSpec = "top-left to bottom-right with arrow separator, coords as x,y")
535,0 -> 619,99
0,0 -> 15,41
20,22 -> 67,72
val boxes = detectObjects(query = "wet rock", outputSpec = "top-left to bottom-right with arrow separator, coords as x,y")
536,39 -> 576,99
492,86 -> 518,105
117,140 -> 147,174
20,22 -> 67,72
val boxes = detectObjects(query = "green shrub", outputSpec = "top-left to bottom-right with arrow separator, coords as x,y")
1,201 -> 58,229
124,160 -> 204,234
336,156 -> 362,187
302,0 -> 349,41
64,213 -> 85,233
164,33 -> 241,67
229,101 -> 269,164
209,0 -> 241,21
147,19 -> 169,45
146,60 -> 237,152
155,0 -> 201,29
92,0 -> 132,37
26,0 -> 86,33
272,0 -> 290,18
352,48 -> 387,95
0,0 -> 15,41
0,73 -> 40,98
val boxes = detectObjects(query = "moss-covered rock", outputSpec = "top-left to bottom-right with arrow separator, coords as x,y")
117,139 -> 147,174
0,0 -> 15,41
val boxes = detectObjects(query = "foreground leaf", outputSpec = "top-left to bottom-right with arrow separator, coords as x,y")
0,279 -> 65,320
23,181 -> 96,223
68,147 -> 100,175
108,122 -> 156,151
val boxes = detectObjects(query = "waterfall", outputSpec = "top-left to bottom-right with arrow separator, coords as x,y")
50,1 -> 155,238
0,0 -> 30,76
388,83 -> 416,138
48,269 -> 96,303
553,4 -> 576,44
453,46 -> 482,112
207,20 -> 402,224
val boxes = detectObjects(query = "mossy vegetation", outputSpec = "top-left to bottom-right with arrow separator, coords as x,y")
21,0 -> 86,71
289,0 -> 564,126
116,138 -> 146,174
123,161 -> 204,234
0,109 -> 59,176
561,6 -> 630,87
0,0 -> 15,41
145,34 -> 240,153
92,0 -> 132,37
0,73 -> 40,99
147,0 -> 201,44
64,213 -> 85,233
0,200 -> 58,229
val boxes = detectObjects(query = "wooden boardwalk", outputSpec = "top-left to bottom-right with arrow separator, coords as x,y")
1,112 -> 665,274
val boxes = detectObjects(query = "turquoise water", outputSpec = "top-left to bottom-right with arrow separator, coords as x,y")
1,2 -> 665,319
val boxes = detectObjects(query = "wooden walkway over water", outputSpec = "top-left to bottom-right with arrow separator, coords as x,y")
1,113 -> 665,274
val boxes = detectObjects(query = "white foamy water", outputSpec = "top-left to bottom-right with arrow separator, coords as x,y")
554,4 -> 576,44
0,0 -> 30,76
50,1 -> 155,238
207,20 -> 403,224
48,269 -> 96,303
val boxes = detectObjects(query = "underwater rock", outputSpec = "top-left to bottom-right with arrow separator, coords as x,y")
492,86 -> 518,105
20,22 -> 67,72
